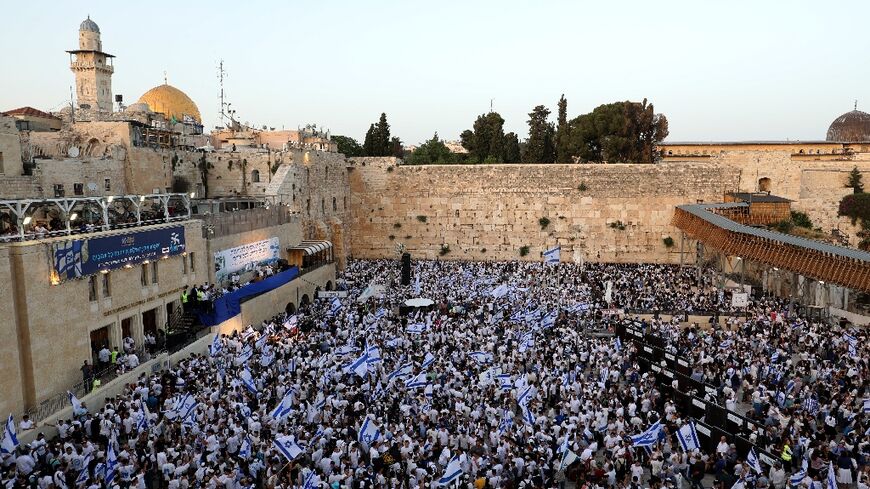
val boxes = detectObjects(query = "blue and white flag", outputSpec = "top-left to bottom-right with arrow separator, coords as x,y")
329,297 -> 343,316
677,421 -> 700,451
826,461 -> 837,489
541,311 -> 557,329
614,337 -> 623,353
498,409 -> 513,435
543,246 -> 560,264
863,398 -> 870,413
366,339 -> 382,366
521,405 -> 535,426
76,452 -> 93,485
518,332 -> 535,353
270,389 -> 296,420
53,240 -> 83,280
407,323 -> 427,334
437,454 -> 463,486
345,350 -> 370,378
468,351 -> 493,365
559,448 -> 579,471
302,471 -> 320,489
497,374 -> 512,391
517,385 -> 535,407
490,284 -> 511,298
747,448 -> 763,474
405,372 -> 430,389
771,351 -> 780,363
387,362 -> 414,382
421,352 -> 435,369
631,421 -> 662,447
358,417 -> 381,446
414,269 -> 421,296
785,379 -> 796,394
136,404 -> 150,432
238,436 -> 252,460
105,440 -> 118,484
235,346 -> 254,366
336,344 -> 359,356
0,415 -> 18,455
259,347 -> 275,367
789,470 -> 806,487
255,333 -> 268,351
239,368 -> 258,394
68,391 -> 84,413
209,335 -> 222,357
274,435 -> 304,462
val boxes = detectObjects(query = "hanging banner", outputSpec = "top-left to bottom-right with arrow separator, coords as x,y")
52,225 -> 186,282
214,237 -> 281,282
732,292 -> 749,308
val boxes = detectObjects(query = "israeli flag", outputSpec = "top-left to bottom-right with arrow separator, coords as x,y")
790,470 -> 807,487
235,346 -> 254,366
53,240 -> 83,279
405,372 -> 430,389
468,351 -> 493,365
863,398 -> 870,413
785,379 -> 796,394
76,452 -> 93,485
136,404 -> 150,432
105,440 -> 118,484
437,454 -> 464,486
283,315 -> 298,329
498,409 -> 513,435
771,350 -> 780,363
518,332 -> 535,354
421,352 -> 435,369
366,339 -> 382,366
490,284 -> 511,298
270,389 -> 296,420
336,344 -> 359,356
407,323 -> 427,334
345,350 -> 370,378
517,385 -> 535,407
541,311 -> 557,329
631,421 -> 662,447
497,374 -> 513,391
826,461 -> 837,489
68,391 -> 84,413
677,421 -> 700,451
302,471 -> 320,489
255,333 -> 268,351
274,435 -> 304,462
543,246 -> 560,264
358,417 -> 381,446
387,362 -> 414,382
329,297 -> 343,316
583,427 -> 595,442
238,436 -> 252,460
209,335 -> 222,357
1,414 -> 19,455
259,347 -> 275,367
521,405 -> 535,426
747,448 -> 763,474
614,337 -> 623,353
239,368 -> 258,393
559,448 -> 579,471
241,326 -> 256,341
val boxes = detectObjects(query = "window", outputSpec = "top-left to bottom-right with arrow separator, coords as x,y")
758,177 -> 771,192
321,199 -> 325,214
182,255 -> 189,275
332,197 -> 337,212
88,275 -> 98,302
189,252 -> 196,273
306,199 -> 310,214
151,262 -> 159,284
53,184 -> 65,198
141,264 -> 148,286
101,272 -> 111,298
104,178 -> 111,191
251,170 -> 260,183
344,196 -> 347,209
74,183 -> 84,196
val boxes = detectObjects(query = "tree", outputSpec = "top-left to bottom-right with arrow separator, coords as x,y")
555,94 -> 572,163
389,137 -> 404,158
503,132 -> 521,163
332,135 -> 364,157
565,99 -> 668,163
376,113 -> 391,156
460,112 -> 509,163
847,166 -> 864,193
407,133 -> 455,165
363,124 -> 377,156
522,105 -> 556,163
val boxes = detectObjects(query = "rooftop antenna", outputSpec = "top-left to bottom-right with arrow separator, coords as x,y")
855,100 -> 858,111
163,71 -> 168,85
490,98 -> 494,113
217,60 -> 228,126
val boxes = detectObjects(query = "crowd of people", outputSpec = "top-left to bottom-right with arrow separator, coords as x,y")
1,259 -> 866,489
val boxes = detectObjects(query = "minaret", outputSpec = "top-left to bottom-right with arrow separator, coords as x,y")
67,16 -> 114,113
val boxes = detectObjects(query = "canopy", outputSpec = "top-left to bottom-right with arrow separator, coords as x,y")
405,298 -> 434,307
287,240 -> 332,255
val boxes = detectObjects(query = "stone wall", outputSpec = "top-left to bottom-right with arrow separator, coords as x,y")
0,116 -> 24,176
349,159 -> 740,263
35,157 -> 128,197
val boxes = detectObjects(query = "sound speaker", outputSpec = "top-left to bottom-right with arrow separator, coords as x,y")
401,253 -> 411,286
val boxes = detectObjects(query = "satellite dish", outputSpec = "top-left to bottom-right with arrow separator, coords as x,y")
68,146 -> 80,158
87,182 -> 97,191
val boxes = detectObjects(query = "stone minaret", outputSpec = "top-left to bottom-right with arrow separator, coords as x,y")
68,17 -> 114,113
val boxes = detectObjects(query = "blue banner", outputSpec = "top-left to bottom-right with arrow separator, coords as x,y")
52,226 -> 186,281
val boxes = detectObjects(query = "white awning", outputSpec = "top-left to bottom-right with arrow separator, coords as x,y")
287,240 -> 332,255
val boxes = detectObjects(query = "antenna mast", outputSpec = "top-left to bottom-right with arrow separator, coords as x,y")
218,59 -> 226,126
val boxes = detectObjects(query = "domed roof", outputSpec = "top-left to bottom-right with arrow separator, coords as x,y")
826,109 -> 870,142
137,84 -> 201,124
80,16 -> 100,33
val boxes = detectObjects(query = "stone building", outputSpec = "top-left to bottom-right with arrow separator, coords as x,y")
67,17 -> 114,114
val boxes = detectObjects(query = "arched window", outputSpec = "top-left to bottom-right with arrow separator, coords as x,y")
251,169 -> 260,183
758,177 -> 771,192
332,197 -> 337,212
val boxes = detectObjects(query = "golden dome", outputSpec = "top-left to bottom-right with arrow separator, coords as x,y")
137,84 -> 201,124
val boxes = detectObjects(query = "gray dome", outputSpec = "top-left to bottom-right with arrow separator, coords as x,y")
826,110 -> 870,142
80,16 -> 100,33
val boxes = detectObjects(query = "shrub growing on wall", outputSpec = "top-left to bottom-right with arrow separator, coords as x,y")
417,215 -> 427,223
538,217 -> 550,229
662,236 -> 674,248
838,193 -> 870,226
519,245 -> 530,257
439,244 -> 451,256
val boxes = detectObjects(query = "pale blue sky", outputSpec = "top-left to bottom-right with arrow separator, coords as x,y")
2,1 -> 868,145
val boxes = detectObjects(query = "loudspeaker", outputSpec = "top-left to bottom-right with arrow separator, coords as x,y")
401,253 -> 411,286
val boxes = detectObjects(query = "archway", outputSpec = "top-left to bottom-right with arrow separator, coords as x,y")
758,177 -> 771,192
285,302 -> 296,315
300,294 -> 310,307
325,281 -> 334,291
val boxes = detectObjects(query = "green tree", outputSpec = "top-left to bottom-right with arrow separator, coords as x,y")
847,166 -> 864,193
407,133 -> 455,165
332,135 -> 364,157
363,124 -> 378,156
522,105 -> 556,163
389,137 -> 404,158
566,98 -> 668,163
376,113 -> 391,156
503,132 -> 521,163
555,94 -> 572,162
460,112 -> 508,163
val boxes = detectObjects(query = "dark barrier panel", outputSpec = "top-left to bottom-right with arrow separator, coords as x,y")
705,403 -> 728,430
199,266 -> 300,325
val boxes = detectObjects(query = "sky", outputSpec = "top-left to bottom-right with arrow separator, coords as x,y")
2,0 -> 869,145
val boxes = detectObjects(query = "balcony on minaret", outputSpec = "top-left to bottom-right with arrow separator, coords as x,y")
68,52 -> 114,74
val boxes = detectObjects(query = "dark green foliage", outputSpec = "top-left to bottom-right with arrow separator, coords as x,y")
538,217 -> 551,229
460,112 -> 513,163
416,215 -> 427,223
839,193 -> 870,225
332,135 -> 364,157
390,137 -> 404,158
393,222 -> 402,228
662,236 -> 674,248
388,235 -> 395,241
578,182 -> 588,191
480,248 -> 487,253
565,99 -> 668,163
519,245 -> 530,257
555,94 -> 572,163
772,220 -> 794,233
609,221 -> 626,230
439,244 -> 451,256
406,133 -> 456,165
522,105 -> 556,163
790,211 -> 813,229
362,113 -> 394,156
503,133 -> 521,163
847,166 -> 864,193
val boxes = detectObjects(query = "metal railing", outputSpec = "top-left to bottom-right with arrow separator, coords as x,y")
199,205 -> 297,239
